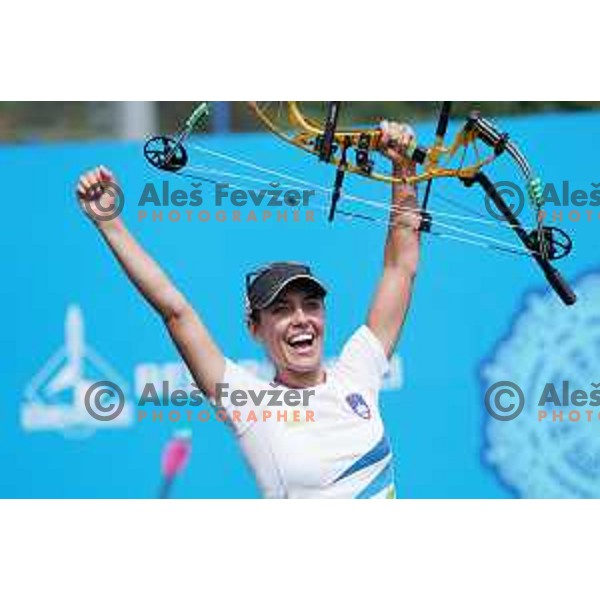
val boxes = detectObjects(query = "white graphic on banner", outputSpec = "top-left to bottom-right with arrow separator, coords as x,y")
22,305 -> 133,438
133,354 -> 403,397
481,273 -> 600,498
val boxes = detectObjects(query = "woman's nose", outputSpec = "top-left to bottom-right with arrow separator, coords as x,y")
291,307 -> 308,324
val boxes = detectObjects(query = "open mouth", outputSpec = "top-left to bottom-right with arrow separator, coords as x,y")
286,332 -> 316,353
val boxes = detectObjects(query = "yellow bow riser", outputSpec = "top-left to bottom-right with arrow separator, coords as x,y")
250,101 -> 498,186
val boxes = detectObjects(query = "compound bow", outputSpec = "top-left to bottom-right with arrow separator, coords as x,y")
143,101 -> 577,306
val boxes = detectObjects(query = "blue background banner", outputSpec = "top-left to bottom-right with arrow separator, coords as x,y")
2,112 -> 599,498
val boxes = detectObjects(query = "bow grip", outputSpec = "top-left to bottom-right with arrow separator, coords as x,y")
384,136 -> 427,165
404,138 -> 427,164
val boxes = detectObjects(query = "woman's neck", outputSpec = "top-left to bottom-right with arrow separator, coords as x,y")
275,367 -> 326,389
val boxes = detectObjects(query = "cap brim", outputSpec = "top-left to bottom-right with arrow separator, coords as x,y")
255,274 -> 327,310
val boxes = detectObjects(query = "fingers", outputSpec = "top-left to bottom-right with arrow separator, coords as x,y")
379,121 -> 417,172
98,165 -> 115,182
380,121 -> 416,151
76,166 -> 115,201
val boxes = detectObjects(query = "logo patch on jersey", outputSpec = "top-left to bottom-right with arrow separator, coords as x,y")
346,394 -> 371,420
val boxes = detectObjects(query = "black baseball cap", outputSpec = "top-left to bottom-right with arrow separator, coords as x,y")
245,262 -> 327,313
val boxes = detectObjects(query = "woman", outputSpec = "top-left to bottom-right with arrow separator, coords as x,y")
76,121 -> 422,499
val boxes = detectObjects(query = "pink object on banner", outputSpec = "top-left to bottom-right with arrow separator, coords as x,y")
158,430 -> 192,498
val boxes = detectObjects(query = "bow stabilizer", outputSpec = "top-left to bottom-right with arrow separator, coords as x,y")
420,101 -> 453,233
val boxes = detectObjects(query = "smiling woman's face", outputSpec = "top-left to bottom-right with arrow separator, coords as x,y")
250,283 -> 325,377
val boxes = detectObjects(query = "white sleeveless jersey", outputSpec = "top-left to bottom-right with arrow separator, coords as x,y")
219,326 -> 395,499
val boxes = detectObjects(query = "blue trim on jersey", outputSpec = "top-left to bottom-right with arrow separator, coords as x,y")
334,435 -> 391,483
355,462 -> 394,499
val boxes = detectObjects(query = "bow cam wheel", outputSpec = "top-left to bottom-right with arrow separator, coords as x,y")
144,136 -> 188,172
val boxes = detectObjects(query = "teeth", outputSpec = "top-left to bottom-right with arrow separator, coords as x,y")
289,333 -> 314,344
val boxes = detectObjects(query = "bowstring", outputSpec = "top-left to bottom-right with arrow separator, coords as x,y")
305,197 -> 537,258
188,143 -> 471,221
174,150 -> 540,259
184,155 -> 529,240
184,142 -> 534,234
184,159 -> 532,250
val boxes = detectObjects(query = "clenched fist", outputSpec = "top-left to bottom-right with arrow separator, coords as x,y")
76,166 -> 123,226
379,121 -> 417,178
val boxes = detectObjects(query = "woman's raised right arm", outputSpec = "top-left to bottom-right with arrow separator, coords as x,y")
76,166 -> 225,397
